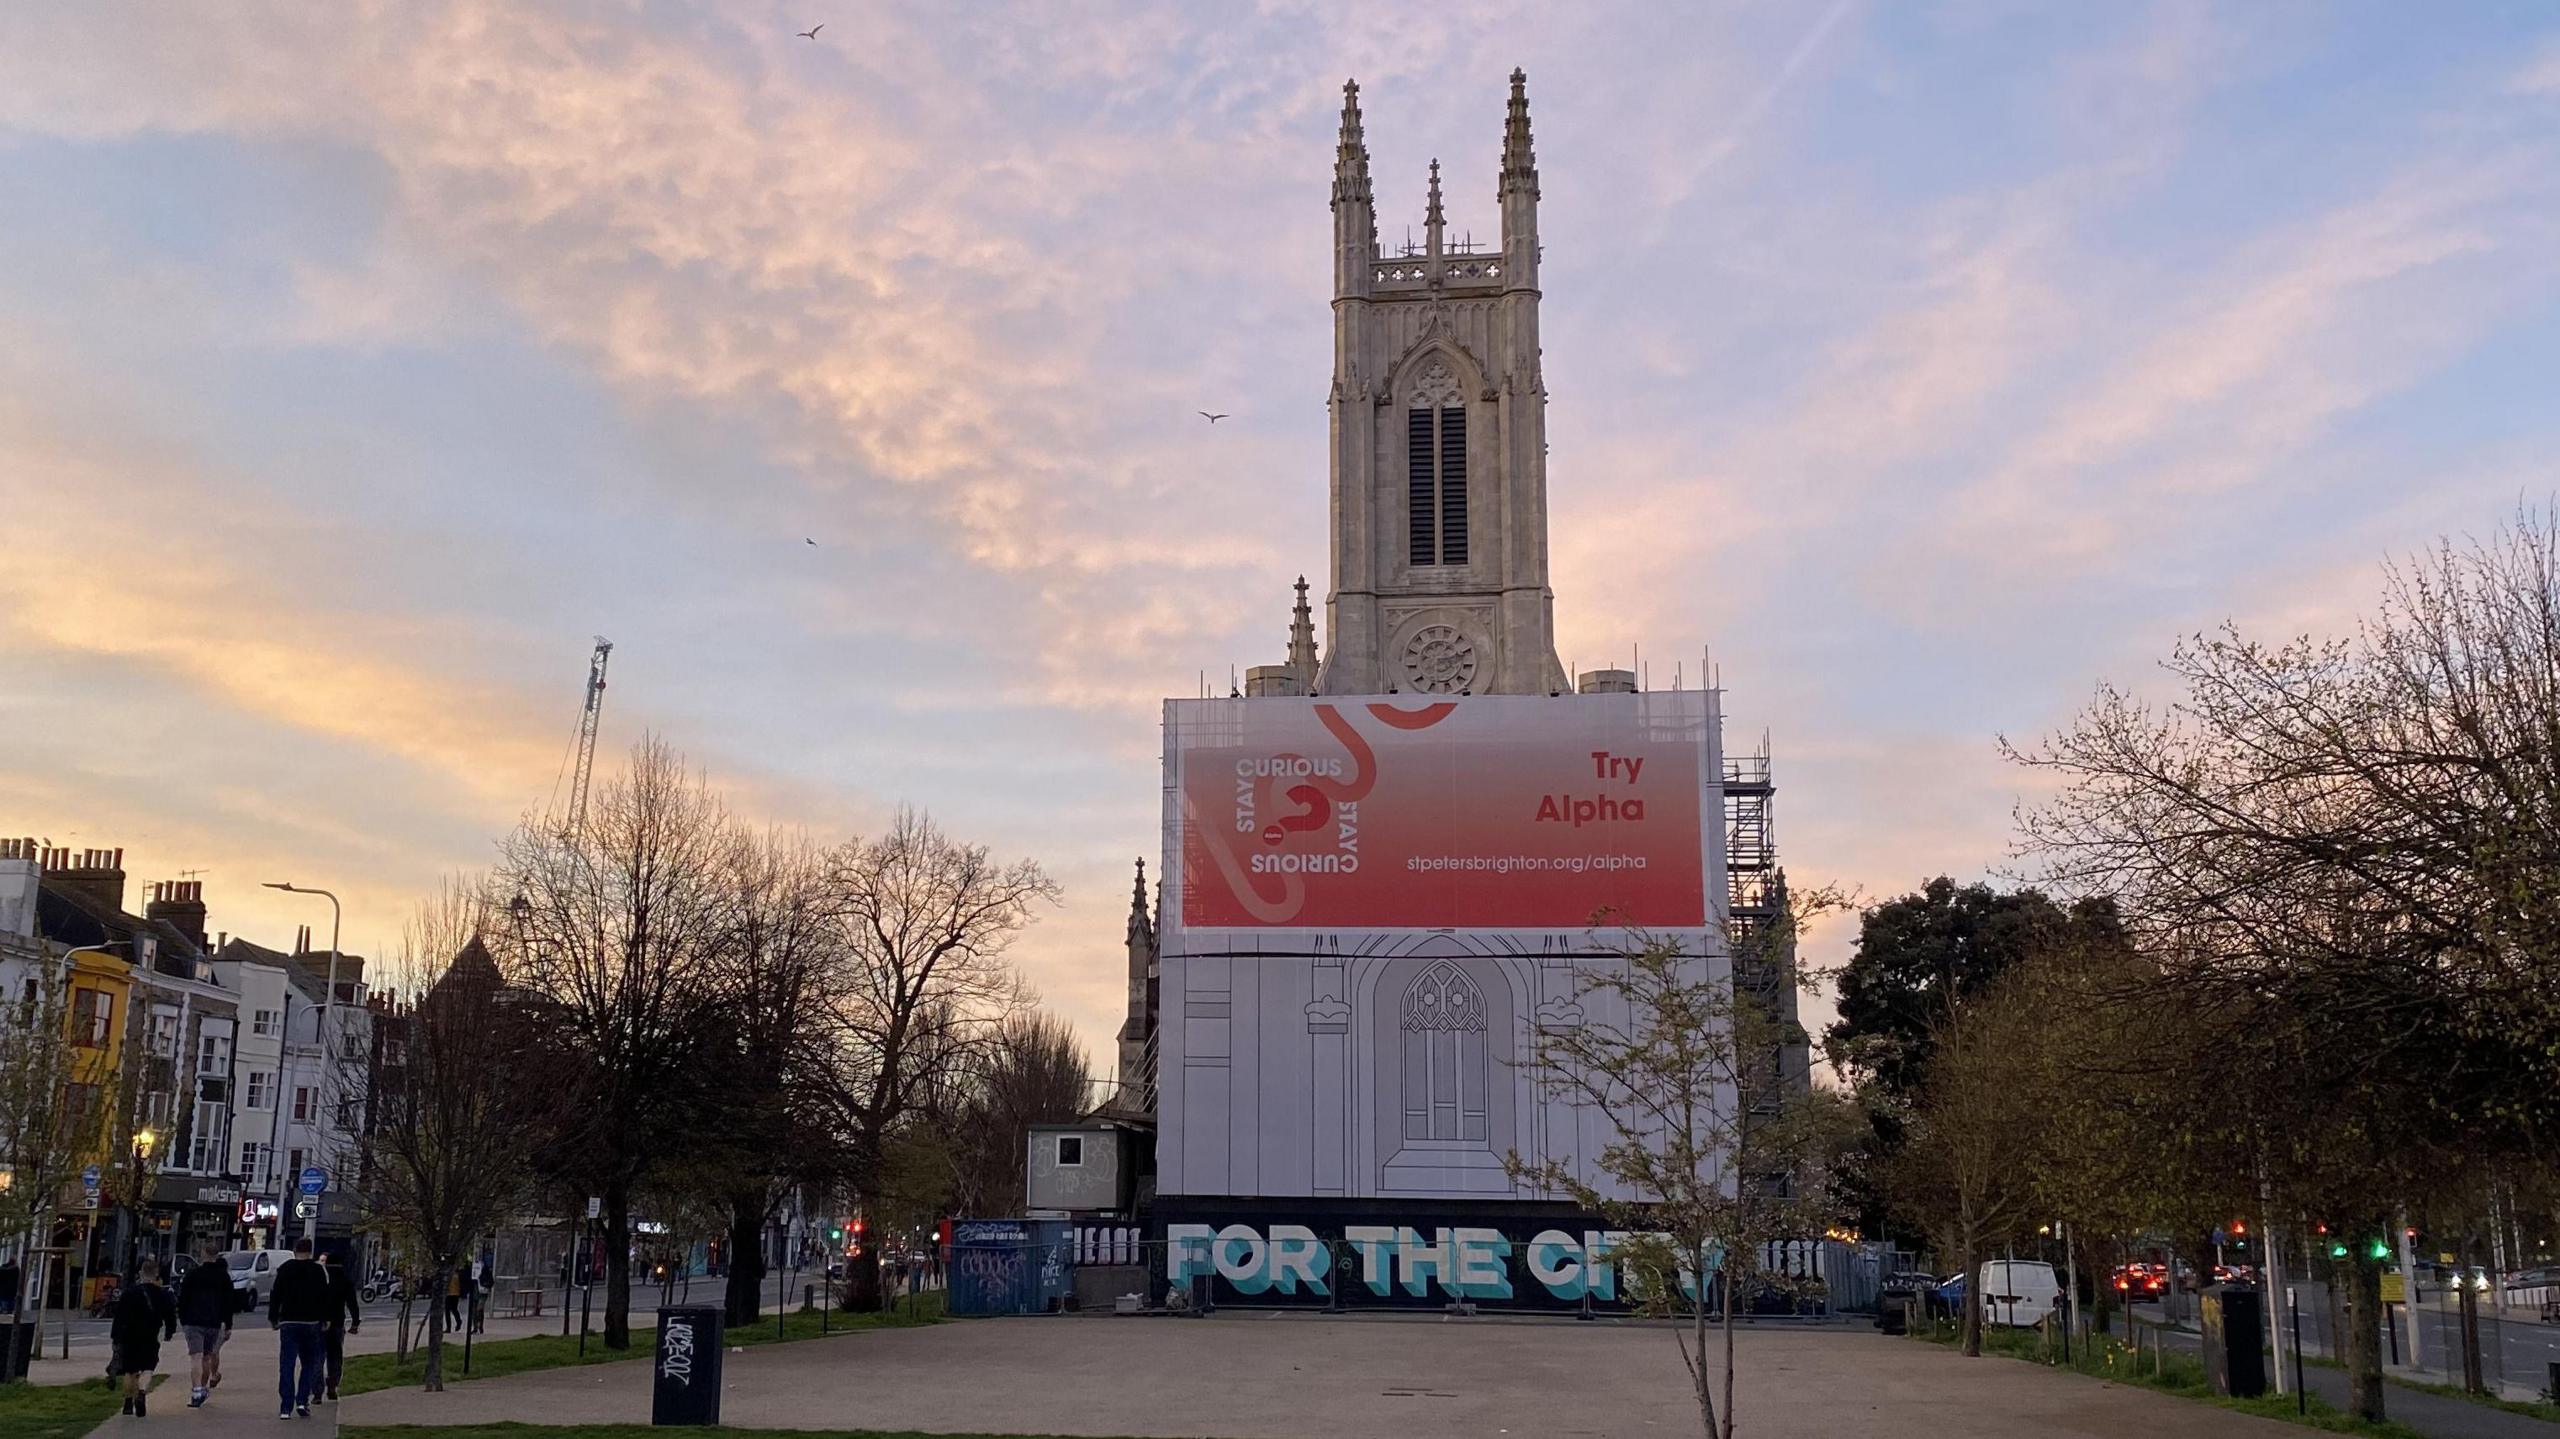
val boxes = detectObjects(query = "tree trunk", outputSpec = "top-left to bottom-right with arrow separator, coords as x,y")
841,1178 -> 882,1311
1687,1264 -> 1718,1439
2344,1242 -> 2387,1423
723,1194 -> 766,1328
2458,1233 -> 2484,1396
1958,1225 -> 1983,1357
603,1185 -> 633,1349
423,1264 -> 447,1392
1718,1265 -> 1736,1439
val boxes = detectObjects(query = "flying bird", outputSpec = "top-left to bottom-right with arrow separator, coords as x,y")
806,537 -> 817,545
797,23 -> 823,39
1198,411 -> 1229,424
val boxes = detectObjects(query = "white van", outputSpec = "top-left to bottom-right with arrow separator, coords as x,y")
1977,1260 -> 2061,1328
222,1249 -> 278,1311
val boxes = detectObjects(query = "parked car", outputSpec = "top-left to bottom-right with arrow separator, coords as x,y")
1977,1260 -> 2062,1329
2499,1265 -> 2559,1293
222,1249 -> 277,1311
2112,1263 -> 2168,1299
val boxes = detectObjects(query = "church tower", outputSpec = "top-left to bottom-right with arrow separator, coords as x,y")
1312,72 -> 1570,697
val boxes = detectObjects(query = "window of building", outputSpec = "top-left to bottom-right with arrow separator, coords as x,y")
286,1147 -> 307,1185
65,1082 -> 100,1141
72,988 -> 112,1048
197,1030 -> 231,1075
149,1008 -> 179,1058
340,1031 -> 363,1060
251,1009 -> 280,1038
1400,961 -> 1488,1144
1055,1135 -> 1084,1167
244,1072 -> 272,1111
1405,403 -> 1468,566
240,1142 -> 268,1187
291,1086 -> 316,1124
190,1102 -> 225,1172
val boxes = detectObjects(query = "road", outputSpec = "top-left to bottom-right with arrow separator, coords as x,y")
2137,1288 -> 2560,1393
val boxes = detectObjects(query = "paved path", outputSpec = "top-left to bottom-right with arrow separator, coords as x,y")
73,1331 -> 341,1437
340,1314 -> 2311,1438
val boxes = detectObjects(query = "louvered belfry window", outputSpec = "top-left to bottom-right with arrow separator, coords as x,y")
1407,403 -> 1469,566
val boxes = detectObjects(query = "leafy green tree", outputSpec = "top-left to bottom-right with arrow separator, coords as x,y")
1825,879 -> 2128,1238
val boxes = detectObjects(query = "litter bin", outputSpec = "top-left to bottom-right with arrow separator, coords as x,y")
0,1321 -> 35,1383
2200,1283 -> 2266,1398
651,1306 -> 723,1426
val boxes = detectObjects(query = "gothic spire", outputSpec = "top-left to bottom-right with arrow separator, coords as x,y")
1287,574 -> 1320,681
1127,857 -> 1152,942
1332,78 -> 1372,206
1425,157 -> 1445,257
1501,67 -> 1538,196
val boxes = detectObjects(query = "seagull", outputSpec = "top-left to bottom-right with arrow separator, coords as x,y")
1198,411 -> 1229,424
797,23 -> 823,39
806,537 -> 817,546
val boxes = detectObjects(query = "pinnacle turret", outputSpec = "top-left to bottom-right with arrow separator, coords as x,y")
1425,158 -> 1445,258
1332,79 -> 1372,206
1288,575 -> 1320,683
1501,67 -> 1538,196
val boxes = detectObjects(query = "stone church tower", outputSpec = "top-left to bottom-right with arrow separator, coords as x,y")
1309,72 -> 1571,698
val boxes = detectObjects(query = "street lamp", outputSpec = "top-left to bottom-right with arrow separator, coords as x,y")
261,882 -> 340,1247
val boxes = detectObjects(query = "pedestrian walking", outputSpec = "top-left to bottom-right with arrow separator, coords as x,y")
472,1256 -> 493,1334
174,1242 -> 236,1407
110,1257 -> 177,1418
443,1263 -> 465,1329
0,1253 -> 22,1319
318,1251 -> 361,1402
266,1238 -> 331,1419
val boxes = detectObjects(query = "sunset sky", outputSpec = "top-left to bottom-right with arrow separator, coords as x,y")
5,3 -> 2557,1058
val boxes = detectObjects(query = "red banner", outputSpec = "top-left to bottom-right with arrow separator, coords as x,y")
1170,693 -> 1711,930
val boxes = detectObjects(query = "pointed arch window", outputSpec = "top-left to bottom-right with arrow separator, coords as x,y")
1401,961 -> 1488,1142
1406,363 -> 1469,566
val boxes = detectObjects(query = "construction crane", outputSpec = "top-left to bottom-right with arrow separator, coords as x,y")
563,637 -> 613,840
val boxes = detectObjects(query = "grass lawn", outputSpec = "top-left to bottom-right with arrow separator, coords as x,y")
340,1294 -> 945,1397
0,1375 -> 131,1439
1911,1320 -> 2431,1439
340,1413 -> 1111,1423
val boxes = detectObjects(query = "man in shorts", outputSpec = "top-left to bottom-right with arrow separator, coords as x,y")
175,1241 -> 238,1407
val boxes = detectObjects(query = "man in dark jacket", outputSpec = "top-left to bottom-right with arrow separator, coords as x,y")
318,1251 -> 361,1402
266,1238 -> 331,1419
174,1243 -> 237,1407
111,1257 -> 177,1418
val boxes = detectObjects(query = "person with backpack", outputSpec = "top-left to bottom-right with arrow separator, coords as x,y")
110,1257 -> 177,1418
174,1242 -> 237,1408
265,1238 -> 330,1419
318,1251 -> 361,1403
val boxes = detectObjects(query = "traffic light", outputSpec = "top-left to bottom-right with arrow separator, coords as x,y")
2369,1238 -> 2391,1261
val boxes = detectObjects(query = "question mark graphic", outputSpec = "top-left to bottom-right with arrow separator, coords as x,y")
1260,784 -> 1332,846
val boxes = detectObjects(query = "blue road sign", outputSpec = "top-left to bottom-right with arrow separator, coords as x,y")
81,1165 -> 101,1190
298,1166 -> 327,1196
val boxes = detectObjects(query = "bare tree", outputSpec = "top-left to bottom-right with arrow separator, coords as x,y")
498,738 -> 734,1348
816,807 -> 1057,1309
358,880 -> 541,1390
0,953 -> 101,1331
695,827 -> 844,1327
938,1011 -> 1092,1218
1507,895 -> 1857,1439
2005,508 -> 2560,1421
